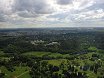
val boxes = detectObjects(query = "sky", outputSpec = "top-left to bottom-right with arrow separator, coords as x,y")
0,0 -> 104,28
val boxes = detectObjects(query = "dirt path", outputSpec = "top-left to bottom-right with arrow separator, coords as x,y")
16,71 -> 29,78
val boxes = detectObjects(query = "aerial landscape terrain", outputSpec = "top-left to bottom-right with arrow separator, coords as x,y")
0,0 -> 104,78
0,27 -> 104,78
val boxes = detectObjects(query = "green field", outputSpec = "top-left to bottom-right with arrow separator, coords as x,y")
22,51 -> 51,57
0,66 -> 31,78
23,51 -> 70,58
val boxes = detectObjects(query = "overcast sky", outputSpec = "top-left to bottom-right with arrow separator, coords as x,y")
0,0 -> 104,28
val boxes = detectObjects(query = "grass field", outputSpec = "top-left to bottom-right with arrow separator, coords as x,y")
0,66 -> 31,78
22,51 -> 70,58
22,51 -> 51,57
47,59 -> 68,66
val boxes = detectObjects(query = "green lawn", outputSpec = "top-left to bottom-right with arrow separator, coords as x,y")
22,51 -> 70,58
22,51 -> 51,57
0,66 -> 31,78
47,59 -> 68,66
48,53 -> 63,58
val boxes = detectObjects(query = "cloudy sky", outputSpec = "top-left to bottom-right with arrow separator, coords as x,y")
0,0 -> 104,28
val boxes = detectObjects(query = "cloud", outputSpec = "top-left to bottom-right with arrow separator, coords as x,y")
57,0 -> 72,5
0,0 -> 104,28
17,11 -> 39,18
87,3 -> 104,10
13,0 -> 54,17
0,14 -> 6,22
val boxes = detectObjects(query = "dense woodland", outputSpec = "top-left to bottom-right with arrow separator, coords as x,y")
0,27 -> 104,78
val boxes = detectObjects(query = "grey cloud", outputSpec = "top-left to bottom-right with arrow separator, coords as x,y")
57,0 -> 72,5
47,13 -> 69,20
87,3 -> 104,10
0,13 -> 6,22
0,6 -> 6,22
17,11 -> 39,18
13,0 -> 54,17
